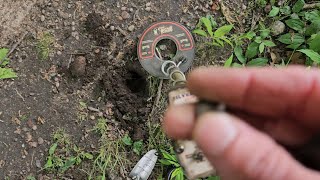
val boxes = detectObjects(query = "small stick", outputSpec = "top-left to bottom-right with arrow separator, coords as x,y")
155,79 -> 164,107
15,88 -> 25,102
303,3 -> 320,10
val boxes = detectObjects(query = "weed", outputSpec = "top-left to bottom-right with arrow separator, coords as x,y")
44,129 -> 93,174
0,48 -> 17,79
89,118 -> 130,179
121,134 -> 144,155
36,32 -> 54,60
194,0 -> 320,67
193,15 -> 233,48
159,149 -> 184,180
78,101 -> 89,123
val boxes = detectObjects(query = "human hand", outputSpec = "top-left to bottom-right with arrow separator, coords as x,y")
164,66 -> 320,180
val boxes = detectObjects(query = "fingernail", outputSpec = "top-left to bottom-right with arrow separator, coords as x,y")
194,112 -> 238,156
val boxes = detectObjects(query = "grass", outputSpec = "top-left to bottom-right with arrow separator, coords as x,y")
88,118 -> 130,180
36,32 -> 54,60
43,129 -> 93,174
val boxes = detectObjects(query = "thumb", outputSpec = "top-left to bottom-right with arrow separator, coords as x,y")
193,112 -> 320,180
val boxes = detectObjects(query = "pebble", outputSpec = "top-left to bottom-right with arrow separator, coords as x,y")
38,137 -> 44,145
121,11 -> 130,19
40,15 -> 45,22
71,21 -> 76,26
271,21 -> 285,36
67,4 -> 72,8
121,7 -> 127,11
58,11 -> 69,19
129,8 -> 134,12
32,125 -> 37,131
36,160 -> 41,168
146,2 -> 151,7
110,26 -> 115,31
145,7 -> 151,12
57,51 -> 62,55
52,2 -> 59,7
29,142 -> 38,148
90,116 -> 95,120
128,25 -> 135,32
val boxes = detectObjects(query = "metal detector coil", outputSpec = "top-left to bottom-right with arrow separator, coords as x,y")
138,21 -> 195,79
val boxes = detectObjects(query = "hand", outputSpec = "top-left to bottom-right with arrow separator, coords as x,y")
164,66 -> 320,180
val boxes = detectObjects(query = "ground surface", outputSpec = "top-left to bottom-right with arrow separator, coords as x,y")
0,0 -> 251,179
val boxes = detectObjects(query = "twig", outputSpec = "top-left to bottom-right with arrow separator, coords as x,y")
303,3 -> 320,10
15,88 -> 25,102
150,79 -> 164,116
0,32 -> 28,65
0,120 -> 4,123
0,141 -> 8,147
31,151 -> 35,166
155,79 -> 163,107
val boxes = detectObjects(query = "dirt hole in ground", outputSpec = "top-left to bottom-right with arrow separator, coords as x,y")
125,69 -> 148,96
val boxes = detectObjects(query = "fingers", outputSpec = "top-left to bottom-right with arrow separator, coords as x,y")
163,104 -> 195,139
193,112 -> 320,180
187,66 -> 320,128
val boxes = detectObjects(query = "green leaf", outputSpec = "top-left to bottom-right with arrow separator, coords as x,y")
224,54 -> 234,67
306,20 -> 320,36
260,29 -> 271,39
263,40 -> 276,47
286,43 -> 303,49
220,37 -> 233,47
193,29 -> 208,37
45,157 -> 53,168
298,49 -> 320,63
247,58 -> 269,67
259,43 -> 265,53
277,33 -> 305,45
133,141 -> 143,155
232,62 -> 243,68
269,6 -> 280,17
171,167 -> 184,180
79,101 -> 87,108
280,6 -> 291,15
285,19 -> 305,32
215,38 -> 224,47
0,68 -> 17,79
200,17 -> 214,37
292,0 -> 305,13
244,31 -> 256,40
84,153 -> 93,160
0,48 -> 8,62
61,157 -> 76,172
255,36 -> 262,43
234,46 -> 246,64
159,159 -> 172,166
207,15 -> 218,28
309,34 -> 320,53
245,42 -> 260,59
161,149 -> 177,162
121,134 -> 133,146
214,25 -> 233,38
49,143 -> 58,155
305,10 -> 320,22
27,176 -> 36,180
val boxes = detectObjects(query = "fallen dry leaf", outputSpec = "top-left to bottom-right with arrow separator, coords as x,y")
26,132 -> 32,142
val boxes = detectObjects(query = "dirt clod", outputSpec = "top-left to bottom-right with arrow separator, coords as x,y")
70,56 -> 87,77
102,62 -> 149,123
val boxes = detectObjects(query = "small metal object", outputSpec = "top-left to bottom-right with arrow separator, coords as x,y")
129,149 -> 158,180
137,21 -> 195,79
